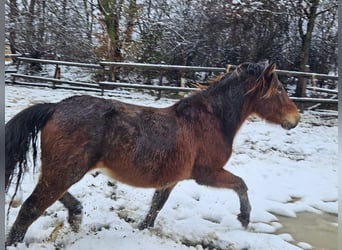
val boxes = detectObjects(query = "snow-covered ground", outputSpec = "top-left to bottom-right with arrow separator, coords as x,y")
5,85 -> 338,250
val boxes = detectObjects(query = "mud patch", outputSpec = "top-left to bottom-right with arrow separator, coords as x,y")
276,212 -> 338,249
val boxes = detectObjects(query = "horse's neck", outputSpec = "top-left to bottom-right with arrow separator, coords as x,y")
176,80 -> 249,137
205,82 -> 249,142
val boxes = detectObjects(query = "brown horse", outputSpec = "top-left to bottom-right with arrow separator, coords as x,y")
5,62 -> 300,247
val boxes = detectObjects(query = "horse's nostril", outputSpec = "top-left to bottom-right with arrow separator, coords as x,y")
282,122 -> 291,130
282,120 -> 298,130
282,113 -> 300,130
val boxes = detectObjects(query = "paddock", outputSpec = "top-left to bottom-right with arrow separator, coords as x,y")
5,84 -> 338,250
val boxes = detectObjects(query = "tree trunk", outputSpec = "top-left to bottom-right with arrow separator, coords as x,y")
98,0 -> 123,81
83,0 -> 95,43
8,0 -> 18,56
98,0 -> 123,61
124,0 -> 137,43
295,0 -> 320,97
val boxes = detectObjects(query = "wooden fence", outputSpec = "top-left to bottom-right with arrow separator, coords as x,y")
4,57 -> 338,111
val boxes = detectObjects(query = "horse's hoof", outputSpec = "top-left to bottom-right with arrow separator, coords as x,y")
237,213 -> 250,228
69,213 -> 82,232
138,220 -> 154,230
138,222 -> 148,230
6,229 -> 24,248
5,239 -> 18,248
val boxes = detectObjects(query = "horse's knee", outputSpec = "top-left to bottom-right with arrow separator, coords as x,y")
234,176 -> 248,195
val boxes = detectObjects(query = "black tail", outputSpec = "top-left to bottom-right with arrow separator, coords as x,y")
5,103 -> 56,194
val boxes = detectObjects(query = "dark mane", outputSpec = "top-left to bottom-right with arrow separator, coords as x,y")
205,62 -> 279,99
174,63 -> 257,141
207,62 -> 266,86
233,62 -> 266,78
174,62 -> 272,142
175,62 -> 265,115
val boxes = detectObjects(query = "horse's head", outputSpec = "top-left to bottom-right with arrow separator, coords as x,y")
242,63 -> 300,130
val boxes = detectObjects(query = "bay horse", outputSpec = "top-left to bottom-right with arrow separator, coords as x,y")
5,62 -> 300,247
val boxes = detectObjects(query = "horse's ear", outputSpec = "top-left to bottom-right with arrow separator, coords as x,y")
263,63 -> 276,78
246,62 -> 277,97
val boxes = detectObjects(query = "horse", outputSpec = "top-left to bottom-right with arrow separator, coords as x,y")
5,62 -> 300,247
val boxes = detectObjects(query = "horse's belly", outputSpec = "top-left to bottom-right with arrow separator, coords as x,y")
93,161 -> 190,189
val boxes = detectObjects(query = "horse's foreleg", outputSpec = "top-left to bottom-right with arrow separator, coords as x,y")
138,184 -> 176,230
194,169 -> 251,228
59,192 -> 83,232
236,186 -> 251,228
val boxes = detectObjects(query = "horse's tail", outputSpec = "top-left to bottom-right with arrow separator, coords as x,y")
5,103 -> 56,195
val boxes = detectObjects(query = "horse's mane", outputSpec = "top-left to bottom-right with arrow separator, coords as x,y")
199,62 -> 262,95
203,62 -> 279,98
174,63 -> 252,118
174,62 -> 279,121
207,62 -> 265,85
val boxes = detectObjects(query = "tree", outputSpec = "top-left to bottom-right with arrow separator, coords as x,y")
5,0 -> 337,81
293,0 -> 338,96
97,0 -> 123,63
7,0 -> 18,56
5,0 -> 96,62
136,0 -> 292,67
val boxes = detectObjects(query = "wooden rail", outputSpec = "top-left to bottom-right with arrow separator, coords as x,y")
5,54 -> 22,58
5,57 -> 338,112
8,57 -> 337,80
99,81 -> 199,92
276,69 -> 338,81
290,97 -> 337,104
16,57 -> 102,69
8,74 -> 337,105
8,58 -> 338,89
306,86 -> 338,94
12,81 -> 102,93
100,61 -> 338,81
4,56 -> 338,84
11,74 -> 100,89
100,61 -> 225,72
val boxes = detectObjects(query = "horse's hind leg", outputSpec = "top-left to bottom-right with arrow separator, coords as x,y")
193,169 -> 251,228
138,184 -> 176,230
6,158 -> 88,247
59,192 -> 83,232
6,178 -> 76,247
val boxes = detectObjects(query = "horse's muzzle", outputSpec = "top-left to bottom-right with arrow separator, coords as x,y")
282,113 -> 300,130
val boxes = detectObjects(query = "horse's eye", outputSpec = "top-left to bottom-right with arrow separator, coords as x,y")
277,86 -> 284,94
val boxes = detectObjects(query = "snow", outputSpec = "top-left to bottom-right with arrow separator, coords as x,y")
5,85 -> 338,250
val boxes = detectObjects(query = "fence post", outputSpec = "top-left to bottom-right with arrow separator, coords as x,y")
16,58 -> 21,72
179,72 -> 186,96
54,64 -> 61,79
295,65 -> 309,97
